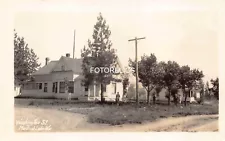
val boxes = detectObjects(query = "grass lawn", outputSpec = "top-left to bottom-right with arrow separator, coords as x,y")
87,103 -> 218,125
14,98 -> 218,126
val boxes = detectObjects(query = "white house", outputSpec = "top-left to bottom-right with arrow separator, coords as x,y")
21,53 -> 124,101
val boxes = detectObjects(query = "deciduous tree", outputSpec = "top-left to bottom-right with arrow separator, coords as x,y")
122,69 -> 130,98
162,61 -> 180,105
129,54 -> 165,104
211,77 -> 219,100
179,66 -> 204,106
14,30 -> 41,85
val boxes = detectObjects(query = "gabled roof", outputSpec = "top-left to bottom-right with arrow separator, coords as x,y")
32,56 -> 83,75
61,56 -> 82,73
32,61 -> 58,75
32,55 -> 123,76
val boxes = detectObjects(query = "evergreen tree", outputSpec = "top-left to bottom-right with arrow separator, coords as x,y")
81,13 -> 118,103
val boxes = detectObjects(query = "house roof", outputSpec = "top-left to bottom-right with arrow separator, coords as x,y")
33,56 -> 83,75
61,56 -> 82,73
33,61 -> 58,75
33,55 -> 123,76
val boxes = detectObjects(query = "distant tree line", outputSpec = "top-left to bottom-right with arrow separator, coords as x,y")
129,53 -> 219,105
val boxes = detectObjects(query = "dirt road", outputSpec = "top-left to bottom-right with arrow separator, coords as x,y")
14,107 -> 218,132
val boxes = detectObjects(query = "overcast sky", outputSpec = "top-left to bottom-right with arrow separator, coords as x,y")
14,0 -> 219,83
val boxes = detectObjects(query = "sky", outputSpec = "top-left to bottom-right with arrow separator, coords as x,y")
14,0 -> 219,83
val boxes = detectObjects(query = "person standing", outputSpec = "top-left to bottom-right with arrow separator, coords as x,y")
116,92 -> 120,105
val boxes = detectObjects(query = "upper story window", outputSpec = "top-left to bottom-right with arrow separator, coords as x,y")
61,65 -> 65,71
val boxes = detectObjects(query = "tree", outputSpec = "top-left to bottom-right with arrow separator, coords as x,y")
129,54 -> 158,104
155,85 -> 163,98
81,13 -> 118,103
170,80 -> 181,106
178,66 -> 204,106
162,61 -> 180,105
205,81 -> 210,98
14,30 -> 41,85
122,69 -> 130,98
153,61 -> 166,103
199,79 -> 205,103
129,54 -> 165,104
210,77 -> 219,100
179,65 -> 192,106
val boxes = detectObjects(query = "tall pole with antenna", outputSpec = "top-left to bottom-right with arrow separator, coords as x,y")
73,30 -> 76,59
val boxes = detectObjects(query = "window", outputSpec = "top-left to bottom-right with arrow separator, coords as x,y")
59,82 -> 65,93
52,82 -> 55,92
52,82 -> 58,93
85,85 -> 89,91
68,81 -> 74,93
112,83 -> 116,94
44,83 -> 48,92
55,82 -> 58,93
39,83 -> 42,89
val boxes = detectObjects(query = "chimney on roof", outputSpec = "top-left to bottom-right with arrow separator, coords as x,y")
66,53 -> 70,58
45,57 -> 49,66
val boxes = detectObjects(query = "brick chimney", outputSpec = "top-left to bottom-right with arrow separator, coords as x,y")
45,57 -> 49,65
66,53 -> 70,58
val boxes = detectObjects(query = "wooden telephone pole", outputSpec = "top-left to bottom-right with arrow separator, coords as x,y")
128,37 -> 146,104
73,30 -> 76,59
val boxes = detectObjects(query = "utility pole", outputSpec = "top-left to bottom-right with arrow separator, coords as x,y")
73,30 -> 76,59
128,37 -> 146,105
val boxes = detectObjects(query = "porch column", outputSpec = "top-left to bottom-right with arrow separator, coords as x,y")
93,84 -> 96,98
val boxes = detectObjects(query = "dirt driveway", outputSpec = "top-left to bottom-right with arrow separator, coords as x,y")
14,106 -> 218,132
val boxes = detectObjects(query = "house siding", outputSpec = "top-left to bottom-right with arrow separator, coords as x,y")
33,74 -> 52,82
21,81 -> 54,98
52,71 -> 74,81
